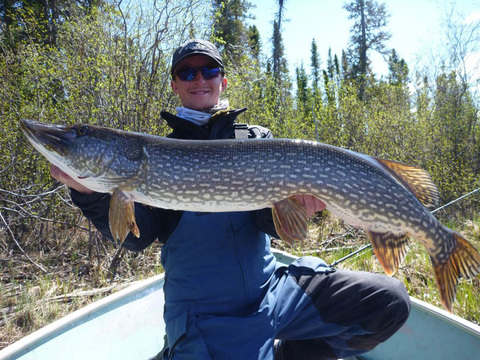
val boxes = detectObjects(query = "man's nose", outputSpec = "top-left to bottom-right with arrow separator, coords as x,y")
193,70 -> 207,82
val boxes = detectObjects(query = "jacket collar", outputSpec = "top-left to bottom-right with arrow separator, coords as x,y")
161,108 -> 247,140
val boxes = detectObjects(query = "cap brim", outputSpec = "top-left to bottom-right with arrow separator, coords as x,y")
171,52 -> 223,75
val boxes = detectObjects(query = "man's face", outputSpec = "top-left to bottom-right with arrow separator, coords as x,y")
171,55 -> 227,111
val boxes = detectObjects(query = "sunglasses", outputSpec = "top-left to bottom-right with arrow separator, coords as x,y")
175,66 -> 223,81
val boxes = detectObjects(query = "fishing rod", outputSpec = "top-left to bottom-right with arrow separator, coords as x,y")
329,187 -> 480,267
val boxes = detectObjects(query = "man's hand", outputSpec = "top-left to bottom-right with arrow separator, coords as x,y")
50,165 -> 94,194
293,195 -> 326,217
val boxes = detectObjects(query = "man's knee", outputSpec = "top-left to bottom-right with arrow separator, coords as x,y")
348,276 -> 411,350
377,277 -> 411,337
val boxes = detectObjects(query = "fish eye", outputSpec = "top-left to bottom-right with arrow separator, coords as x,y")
76,125 -> 89,136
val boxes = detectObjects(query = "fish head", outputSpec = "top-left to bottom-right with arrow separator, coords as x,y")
20,119 -> 145,192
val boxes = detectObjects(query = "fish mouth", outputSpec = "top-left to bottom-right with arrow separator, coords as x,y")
20,119 -> 74,156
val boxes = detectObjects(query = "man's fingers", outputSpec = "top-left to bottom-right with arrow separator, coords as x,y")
50,165 -> 93,194
293,195 -> 326,217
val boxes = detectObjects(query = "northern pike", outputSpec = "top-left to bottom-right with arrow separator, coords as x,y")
20,119 -> 480,312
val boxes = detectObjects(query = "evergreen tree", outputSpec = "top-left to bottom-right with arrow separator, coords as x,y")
212,0 -> 253,63
267,0 -> 291,124
344,0 -> 391,99
326,48 -> 335,81
388,49 -> 409,85
247,24 -> 261,60
341,49 -> 350,80
0,0 -> 103,50
310,38 -> 320,95
296,62 -> 311,111
323,48 -> 335,106
271,0 -> 288,81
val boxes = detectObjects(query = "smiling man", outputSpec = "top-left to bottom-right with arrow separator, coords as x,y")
170,47 -> 227,111
51,39 -> 410,359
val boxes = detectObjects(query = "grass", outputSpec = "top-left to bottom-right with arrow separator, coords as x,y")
0,225 -> 164,349
1,205 -> 479,350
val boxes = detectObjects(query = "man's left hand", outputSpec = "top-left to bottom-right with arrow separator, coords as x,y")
293,195 -> 326,217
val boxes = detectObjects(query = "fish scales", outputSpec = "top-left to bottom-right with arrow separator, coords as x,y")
20,119 -> 480,312
140,139 -> 424,232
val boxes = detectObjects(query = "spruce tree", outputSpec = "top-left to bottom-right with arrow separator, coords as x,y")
212,0 -> 254,64
310,38 -> 320,96
344,0 -> 391,99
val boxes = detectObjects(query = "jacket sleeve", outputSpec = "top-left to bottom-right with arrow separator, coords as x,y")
255,208 -> 279,239
248,124 -> 274,139
70,189 -> 182,251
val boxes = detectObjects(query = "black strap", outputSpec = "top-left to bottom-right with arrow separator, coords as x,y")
234,123 -> 249,139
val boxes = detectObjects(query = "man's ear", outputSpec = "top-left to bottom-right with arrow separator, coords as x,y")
171,80 -> 178,94
221,77 -> 227,92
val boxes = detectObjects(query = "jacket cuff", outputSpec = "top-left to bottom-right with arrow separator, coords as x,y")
70,188 -> 108,205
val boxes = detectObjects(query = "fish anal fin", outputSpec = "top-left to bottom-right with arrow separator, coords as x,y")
272,196 -> 309,246
365,230 -> 410,276
109,189 -> 140,244
373,157 -> 440,208
431,231 -> 480,312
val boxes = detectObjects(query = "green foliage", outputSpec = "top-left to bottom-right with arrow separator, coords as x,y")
247,25 -> 261,60
1,0 -> 480,345
212,0 -> 254,63
344,0 -> 391,99
310,38 -> 321,96
0,0 -> 103,52
0,1 -> 210,256
388,49 -> 409,85
295,62 -> 312,119
1,0 -> 478,253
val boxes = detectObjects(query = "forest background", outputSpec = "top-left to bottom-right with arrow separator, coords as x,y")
1,0 -> 480,348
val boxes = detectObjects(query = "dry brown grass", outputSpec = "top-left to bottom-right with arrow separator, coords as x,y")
0,222 -> 163,349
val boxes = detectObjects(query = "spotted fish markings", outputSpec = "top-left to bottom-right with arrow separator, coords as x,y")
20,119 -> 480,312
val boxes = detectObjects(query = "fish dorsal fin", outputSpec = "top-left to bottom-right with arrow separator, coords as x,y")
373,157 -> 440,208
365,230 -> 410,276
272,196 -> 309,246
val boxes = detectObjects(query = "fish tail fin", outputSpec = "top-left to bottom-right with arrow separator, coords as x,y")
431,231 -> 480,312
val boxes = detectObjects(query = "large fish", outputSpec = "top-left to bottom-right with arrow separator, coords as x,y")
20,119 -> 480,312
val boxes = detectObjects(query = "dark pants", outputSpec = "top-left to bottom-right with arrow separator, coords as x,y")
163,256 -> 410,359
274,258 -> 411,360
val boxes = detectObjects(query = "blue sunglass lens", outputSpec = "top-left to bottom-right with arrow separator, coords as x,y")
176,67 -> 221,81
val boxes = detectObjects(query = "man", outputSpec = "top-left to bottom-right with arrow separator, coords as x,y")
51,39 -> 410,359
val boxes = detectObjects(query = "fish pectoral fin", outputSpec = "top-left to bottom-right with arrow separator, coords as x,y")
431,231 -> 480,312
272,196 -> 309,246
109,189 -> 140,244
365,230 -> 410,276
373,157 -> 440,209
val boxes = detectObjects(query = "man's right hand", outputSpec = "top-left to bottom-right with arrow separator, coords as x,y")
50,164 -> 94,194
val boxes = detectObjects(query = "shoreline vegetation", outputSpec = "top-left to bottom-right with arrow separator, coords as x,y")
1,0 -> 479,349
